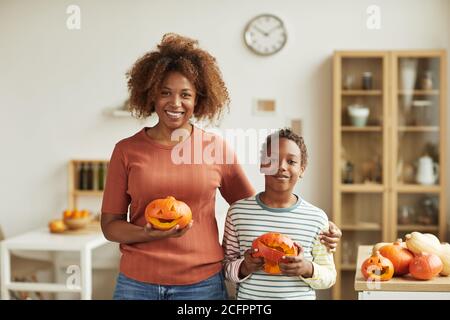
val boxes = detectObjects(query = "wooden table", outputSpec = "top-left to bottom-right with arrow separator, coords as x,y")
1,221 -> 109,300
354,245 -> 450,300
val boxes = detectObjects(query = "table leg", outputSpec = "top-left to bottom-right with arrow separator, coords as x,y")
80,249 -> 92,300
1,243 -> 11,300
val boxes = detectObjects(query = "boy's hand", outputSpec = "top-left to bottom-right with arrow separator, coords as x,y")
239,248 -> 264,278
319,221 -> 342,252
279,244 -> 314,278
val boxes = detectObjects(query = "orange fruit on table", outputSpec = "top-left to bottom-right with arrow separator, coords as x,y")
145,196 -> 192,231
48,219 -> 67,233
72,210 -> 83,219
81,210 -> 90,218
63,210 -> 73,219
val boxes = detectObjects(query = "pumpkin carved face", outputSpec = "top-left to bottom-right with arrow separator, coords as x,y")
252,232 -> 299,274
361,251 -> 394,281
145,196 -> 192,231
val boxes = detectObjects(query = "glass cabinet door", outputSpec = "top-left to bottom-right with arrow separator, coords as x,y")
393,52 -> 445,240
340,57 -> 385,186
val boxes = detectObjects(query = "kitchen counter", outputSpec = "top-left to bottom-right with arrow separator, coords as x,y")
354,245 -> 450,299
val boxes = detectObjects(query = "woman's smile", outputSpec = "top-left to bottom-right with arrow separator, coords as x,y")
165,109 -> 186,120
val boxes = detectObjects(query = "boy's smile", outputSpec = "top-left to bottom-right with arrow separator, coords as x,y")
272,173 -> 290,181
264,138 -> 304,193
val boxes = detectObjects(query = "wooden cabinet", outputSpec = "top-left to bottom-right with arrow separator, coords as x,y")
332,50 -> 447,300
68,159 -> 109,210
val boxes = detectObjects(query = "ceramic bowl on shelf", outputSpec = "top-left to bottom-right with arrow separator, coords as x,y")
348,105 -> 370,127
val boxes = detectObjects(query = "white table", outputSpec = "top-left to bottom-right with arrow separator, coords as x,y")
1,225 -> 109,300
355,245 -> 450,300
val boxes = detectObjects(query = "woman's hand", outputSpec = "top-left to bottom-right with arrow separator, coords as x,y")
239,248 -> 264,278
279,245 -> 313,277
319,221 -> 342,252
144,220 -> 194,240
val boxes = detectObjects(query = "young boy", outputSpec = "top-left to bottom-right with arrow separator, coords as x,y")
222,128 -> 336,300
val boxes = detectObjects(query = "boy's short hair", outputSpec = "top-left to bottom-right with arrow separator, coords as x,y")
261,128 -> 308,169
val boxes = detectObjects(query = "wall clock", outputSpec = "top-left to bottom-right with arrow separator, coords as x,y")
243,14 -> 287,56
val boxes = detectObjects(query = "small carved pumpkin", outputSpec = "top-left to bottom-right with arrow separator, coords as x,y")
145,196 -> 192,231
361,251 -> 394,281
252,232 -> 299,274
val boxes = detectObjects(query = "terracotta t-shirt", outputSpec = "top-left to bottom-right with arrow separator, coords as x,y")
101,126 -> 255,285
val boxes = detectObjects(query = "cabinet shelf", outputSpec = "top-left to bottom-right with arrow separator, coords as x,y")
340,184 -> 384,193
71,160 -> 109,164
342,90 -> 382,96
396,184 -> 441,193
398,126 -> 439,132
398,90 -> 439,96
341,223 -> 381,231
397,225 -> 439,232
342,126 -> 382,132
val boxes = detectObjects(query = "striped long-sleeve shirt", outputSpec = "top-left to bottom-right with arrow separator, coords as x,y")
222,193 -> 336,300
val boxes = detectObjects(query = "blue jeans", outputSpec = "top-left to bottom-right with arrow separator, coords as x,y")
113,271 -> 228,300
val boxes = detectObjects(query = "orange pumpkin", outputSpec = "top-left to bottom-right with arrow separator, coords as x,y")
48,219 -> 67,233
379,239 -> 414,276
409,252 -> 443,280
252,232 -> 299,274
63,209 -> 90,220
145,196 -> 192,231
63,210 -> 73,220
361,251 -> 394,281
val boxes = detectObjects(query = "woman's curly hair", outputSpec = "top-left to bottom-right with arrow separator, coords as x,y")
126,33 -> 230,121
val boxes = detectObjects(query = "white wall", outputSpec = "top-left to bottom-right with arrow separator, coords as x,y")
0,0 -> 449,298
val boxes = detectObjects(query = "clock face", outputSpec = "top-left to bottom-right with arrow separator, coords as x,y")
244,14 -> 287,56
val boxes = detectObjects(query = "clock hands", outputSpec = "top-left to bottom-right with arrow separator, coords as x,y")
253,25 -> 269,37
253,24 -> 282,37
266,24 -> 282,35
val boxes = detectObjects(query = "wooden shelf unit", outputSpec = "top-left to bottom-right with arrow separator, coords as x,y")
396,225 -> 439,232
332,50 -> 447,300
342,90 -> 382,96
398,90 -> 439,95
68,159 -> 109,210
341,126 -> 382,132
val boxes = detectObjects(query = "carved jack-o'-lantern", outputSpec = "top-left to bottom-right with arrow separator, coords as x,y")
145,196 -> 192,231
252,232 -> 299,274
361,251 -> 394,281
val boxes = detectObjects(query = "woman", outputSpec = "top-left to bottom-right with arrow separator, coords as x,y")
101,33 -> 341,300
